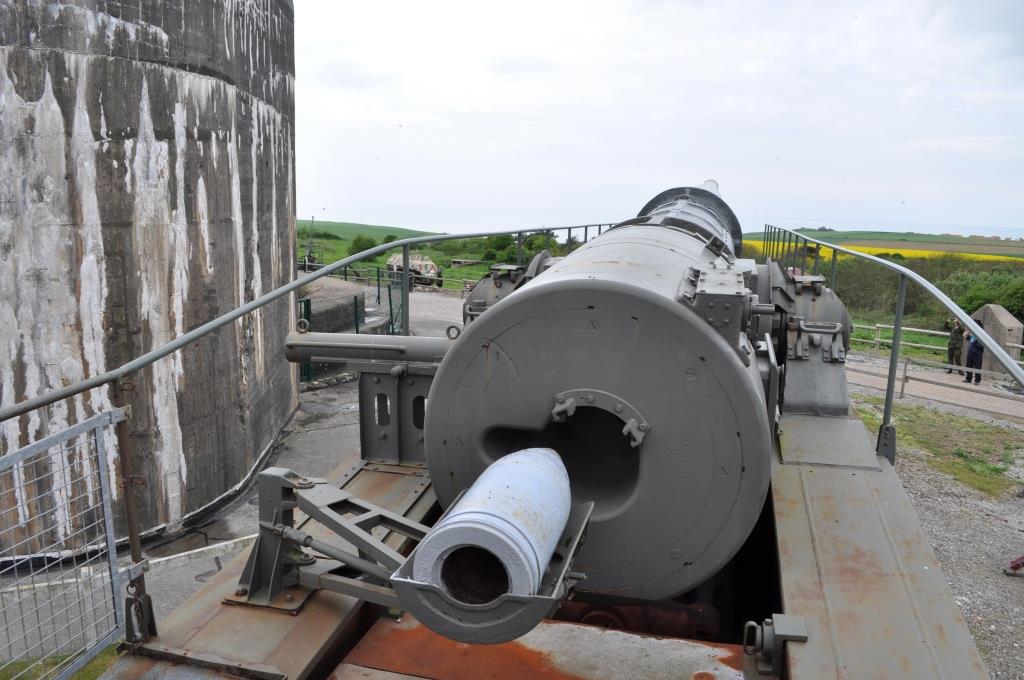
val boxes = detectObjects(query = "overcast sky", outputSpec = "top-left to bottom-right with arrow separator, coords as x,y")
295,1 -> 1024,237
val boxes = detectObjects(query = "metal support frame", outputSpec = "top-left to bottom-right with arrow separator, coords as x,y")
876,274 -> 907,463
744,615 -> 809,676
110,380 -> 158,646
763,223 -> 1024,467
516,232 -> 524,265
358,368 -> 432,463
297,299 -> 313,381
231,468 -> 430,612
401,245 -> 411,336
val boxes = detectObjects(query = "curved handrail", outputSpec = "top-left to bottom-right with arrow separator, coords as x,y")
0,223 -> 613,422
764,224 -> 1024,389
6,220 -> 1018,421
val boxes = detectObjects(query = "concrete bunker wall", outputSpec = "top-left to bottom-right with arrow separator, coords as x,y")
970,304 -> 1023,375
0,0 -> 297,550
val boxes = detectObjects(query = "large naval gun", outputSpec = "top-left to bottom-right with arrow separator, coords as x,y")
114,183 -> 987,679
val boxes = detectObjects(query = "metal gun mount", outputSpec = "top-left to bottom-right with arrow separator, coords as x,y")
227,467 -> 593,644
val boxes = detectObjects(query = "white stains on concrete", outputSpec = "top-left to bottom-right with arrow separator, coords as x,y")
227,111 -> 246,313
70,58 -> 114,505
0,61 -> 82,540
196,176 -> 214,275
250,107 -> 265,378
268,112 -> 279,288
1,0 -> 296,549
60,2 -> 170,53
0,52 -> 29,526
131,78 -> 187,522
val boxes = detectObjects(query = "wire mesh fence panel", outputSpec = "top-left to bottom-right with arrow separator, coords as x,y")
386,282 -> 405,335
0,410 -> 125,680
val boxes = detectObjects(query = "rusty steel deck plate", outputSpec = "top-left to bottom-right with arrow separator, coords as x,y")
98,654 -> 242,679
773,416 -> 988,679
778,414 -> 879,469
104,461 -> 435,680
335,616 -> 764,680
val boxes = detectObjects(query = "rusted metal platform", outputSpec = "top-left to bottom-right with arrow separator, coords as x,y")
773,413 -> 987,679
103,461 -> 435,680
331,616 -> 764,680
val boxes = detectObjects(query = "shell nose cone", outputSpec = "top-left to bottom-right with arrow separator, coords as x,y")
412,448 -> 571,601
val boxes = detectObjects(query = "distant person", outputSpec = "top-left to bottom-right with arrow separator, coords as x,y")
964,321 -> 985,384
944,318 -> 965,375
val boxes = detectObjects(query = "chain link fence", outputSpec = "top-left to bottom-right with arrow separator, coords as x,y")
0,410 -> 126,680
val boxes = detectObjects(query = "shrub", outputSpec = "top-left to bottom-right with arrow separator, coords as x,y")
348,235 -> 377,257
997,279 -> 1024,319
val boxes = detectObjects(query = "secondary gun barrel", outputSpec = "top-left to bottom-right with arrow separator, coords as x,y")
284,333 -> 451,365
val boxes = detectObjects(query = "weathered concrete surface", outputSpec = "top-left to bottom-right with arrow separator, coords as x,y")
300,278 -> 366,333
0,0 -> 296,551
970,303 -> 1023,375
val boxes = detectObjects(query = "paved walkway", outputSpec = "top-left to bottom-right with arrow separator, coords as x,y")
845,357 -> 1024,420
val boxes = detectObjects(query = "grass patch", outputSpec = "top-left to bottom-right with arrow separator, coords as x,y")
0,645 -> 119,680
852,396 -> 1022,496
847,309 -> 951,360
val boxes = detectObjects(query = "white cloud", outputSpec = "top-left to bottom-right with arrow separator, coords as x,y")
295,0 -> 1024,235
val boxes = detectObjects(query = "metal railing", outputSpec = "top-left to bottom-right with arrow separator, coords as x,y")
0,409 -> 141,680
0,219 -> 616,666
299,263 -> 483,296
5,214 -> 1008,666
0,223 -> 614,424
849,323 -> 1024,363
764,224 -> 1024,460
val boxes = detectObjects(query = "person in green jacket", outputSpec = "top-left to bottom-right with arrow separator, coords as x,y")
945,318 -> 964,375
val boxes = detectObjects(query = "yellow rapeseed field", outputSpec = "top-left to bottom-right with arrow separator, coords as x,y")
741,240 -> 1020,263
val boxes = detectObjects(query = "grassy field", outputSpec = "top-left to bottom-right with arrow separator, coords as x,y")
296,220 -> 433,269
296,221 -> 503,291
792,229 -> 1024,248
743,229 -> 1024,260
297,219 -> 430,242
854,395 -> 1022,496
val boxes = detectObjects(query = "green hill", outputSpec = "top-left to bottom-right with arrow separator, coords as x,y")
296,220 -> 438,268
297,219 -> 433,241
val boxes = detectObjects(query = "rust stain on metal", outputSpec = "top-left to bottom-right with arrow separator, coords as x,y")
702,643 -> 744,671
344,619 -> 587,680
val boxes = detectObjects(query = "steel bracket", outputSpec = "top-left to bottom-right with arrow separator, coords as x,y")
121,559 -> 149,584
229,468 -> 431,614
123,589 -> 158,644
743,614 -> 808,676
552,389 -> 648,447
876,423 -> 897,464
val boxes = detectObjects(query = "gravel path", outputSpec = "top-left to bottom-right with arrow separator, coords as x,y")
892,436 -> 1024,678
846,353 -> 1024,421
408,288 -> 465,336
849,385 -> 1024,678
